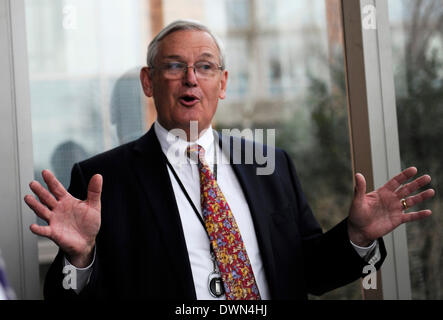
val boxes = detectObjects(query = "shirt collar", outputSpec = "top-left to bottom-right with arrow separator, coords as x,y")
154,120 -> 215,166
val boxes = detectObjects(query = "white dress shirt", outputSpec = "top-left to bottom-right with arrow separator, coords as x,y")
65,121 -> 379,298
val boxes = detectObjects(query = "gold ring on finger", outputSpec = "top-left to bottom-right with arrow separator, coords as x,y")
401,198 -> 408,210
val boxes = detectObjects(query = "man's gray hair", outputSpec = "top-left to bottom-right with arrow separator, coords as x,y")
146,20 -> 226,69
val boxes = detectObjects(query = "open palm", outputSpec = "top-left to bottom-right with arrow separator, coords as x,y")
348,167 -> 435,246
25,170 -> 102,267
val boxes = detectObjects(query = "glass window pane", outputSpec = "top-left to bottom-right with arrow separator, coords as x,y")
389,0 -> 443,300
25,0 -> 150,296
26,0 -> 358,299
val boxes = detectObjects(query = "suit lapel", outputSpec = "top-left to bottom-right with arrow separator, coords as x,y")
131,127 -> 196,299
217,132 -> 278,298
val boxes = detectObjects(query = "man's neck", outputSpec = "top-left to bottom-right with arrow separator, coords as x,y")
156,120 -> 211,142
154,120 -> 215,166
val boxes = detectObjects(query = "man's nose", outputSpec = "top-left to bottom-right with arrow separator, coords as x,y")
183,66 -> 198,86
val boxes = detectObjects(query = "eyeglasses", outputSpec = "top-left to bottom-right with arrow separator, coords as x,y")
150,61 -> 224,79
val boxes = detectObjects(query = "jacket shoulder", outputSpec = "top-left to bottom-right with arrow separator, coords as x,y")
217,131 -> 287,164
77,139 -> 138,172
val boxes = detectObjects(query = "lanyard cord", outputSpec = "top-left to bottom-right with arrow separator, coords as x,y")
162,144 -> 218,252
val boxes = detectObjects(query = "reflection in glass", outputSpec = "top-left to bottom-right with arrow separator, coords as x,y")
110,68 -> 146,145
389,0 -> 443,300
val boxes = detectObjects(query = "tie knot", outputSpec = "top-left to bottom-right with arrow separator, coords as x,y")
186,144 -> 206,165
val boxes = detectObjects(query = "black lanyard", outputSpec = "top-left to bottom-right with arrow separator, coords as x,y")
162,139 -> 227,299
162,145 -> 217,243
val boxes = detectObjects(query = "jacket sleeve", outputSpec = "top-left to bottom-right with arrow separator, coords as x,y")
43,163 -> 103,300
281,150 -> 386,296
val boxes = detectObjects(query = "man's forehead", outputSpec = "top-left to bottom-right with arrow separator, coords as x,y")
162,52 -> 216,60
158,30 -> 219,57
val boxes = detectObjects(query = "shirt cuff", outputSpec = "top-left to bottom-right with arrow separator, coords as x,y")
350,239 -> 380,264
63,247 -> 96,294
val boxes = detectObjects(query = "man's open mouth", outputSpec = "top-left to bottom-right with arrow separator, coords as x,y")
179,94 -> 200,106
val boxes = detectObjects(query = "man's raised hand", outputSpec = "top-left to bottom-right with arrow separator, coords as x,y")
347,167 -> 435,247
24,170 -> 102,268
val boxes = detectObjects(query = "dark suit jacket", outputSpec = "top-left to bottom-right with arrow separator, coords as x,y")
44,126 -> 386,300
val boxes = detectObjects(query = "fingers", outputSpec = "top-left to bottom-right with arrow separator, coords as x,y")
401,210 -> 432,224
396,174 -> 432,199
354,173 -> 367,200
24,194 -> 52,222
402,189 -> 435,210
384,167 -> 418,192
87,174 -> 103,209
42,169 -> 68,200
29,224 -> 52,238
29,180 -> 57,209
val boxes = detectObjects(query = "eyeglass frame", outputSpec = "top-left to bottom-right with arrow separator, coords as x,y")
148,61 -> 225,80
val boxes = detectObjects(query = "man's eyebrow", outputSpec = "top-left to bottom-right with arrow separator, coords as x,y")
198,52 -> 216,59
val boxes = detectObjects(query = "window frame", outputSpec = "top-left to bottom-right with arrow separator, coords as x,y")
341,0 -> 412,300
0,0 -> 40,299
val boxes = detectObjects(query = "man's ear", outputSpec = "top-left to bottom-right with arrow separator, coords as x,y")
218,70 -> 228,100
140,67 -> 154,97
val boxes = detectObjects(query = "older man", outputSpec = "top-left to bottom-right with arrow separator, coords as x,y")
25,20 -> 434,300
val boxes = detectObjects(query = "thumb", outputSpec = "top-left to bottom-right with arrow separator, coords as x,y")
354,173 -> 367,200
87,174 -> 103,209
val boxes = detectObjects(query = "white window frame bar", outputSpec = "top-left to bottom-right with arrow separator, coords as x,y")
0,0 -> 40,299
342,0 -> 412,299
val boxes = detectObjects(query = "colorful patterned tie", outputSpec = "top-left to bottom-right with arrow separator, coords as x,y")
187,144 -> 261,300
